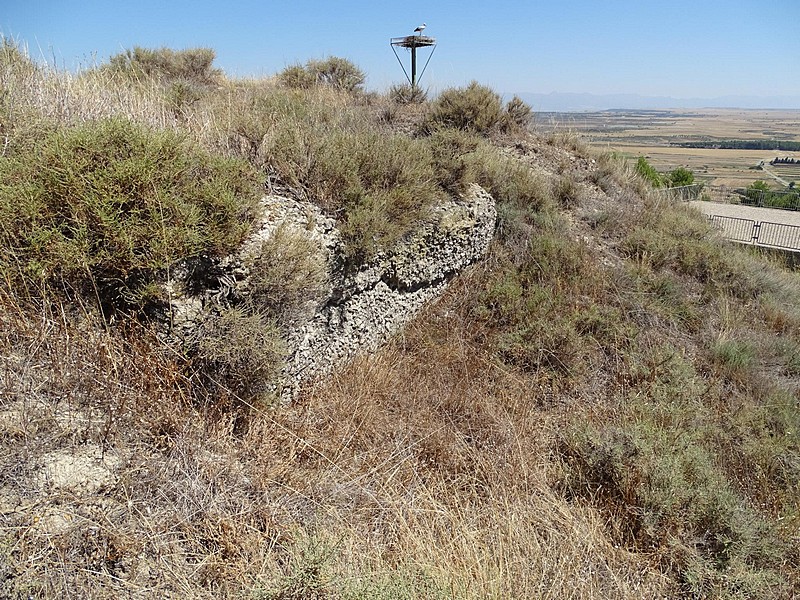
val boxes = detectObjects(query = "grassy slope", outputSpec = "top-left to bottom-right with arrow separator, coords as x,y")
0,41 -> 798,599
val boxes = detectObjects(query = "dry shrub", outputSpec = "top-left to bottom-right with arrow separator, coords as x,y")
196,306 -> 286,404
501,95 -> 533,133
103,46 -> 222,86
388,83 -> 428,105
247,223 -> 329,326
278,56 -> 365,93
425,81 -> 503,134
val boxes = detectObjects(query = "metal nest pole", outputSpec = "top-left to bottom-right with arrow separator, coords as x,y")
390,30 -> 437,89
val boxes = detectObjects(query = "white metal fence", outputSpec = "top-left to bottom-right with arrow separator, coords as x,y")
707,215 -> 800,251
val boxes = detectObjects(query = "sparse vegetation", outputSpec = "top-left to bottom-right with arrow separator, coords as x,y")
1,37 -> 798,600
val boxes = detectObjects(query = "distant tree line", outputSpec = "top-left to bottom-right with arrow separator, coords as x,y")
675,140 -> 800,151
771,156 -> 800,166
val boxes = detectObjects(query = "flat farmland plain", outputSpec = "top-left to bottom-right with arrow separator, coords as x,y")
537,108 -> 800,188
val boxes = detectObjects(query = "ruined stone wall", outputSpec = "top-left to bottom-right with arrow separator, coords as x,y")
165,184 -> 496,400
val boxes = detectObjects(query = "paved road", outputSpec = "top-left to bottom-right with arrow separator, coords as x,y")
688,201 -> 800,227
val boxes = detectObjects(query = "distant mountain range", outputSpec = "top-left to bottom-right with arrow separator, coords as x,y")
513,92 -> 800,112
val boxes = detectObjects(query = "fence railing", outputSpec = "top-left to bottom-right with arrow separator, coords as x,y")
708,215 -> 756,243
661,184 -> 704,201
708,215 -> 800,251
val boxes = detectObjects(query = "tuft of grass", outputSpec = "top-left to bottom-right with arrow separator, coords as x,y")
547,129 -> 589,157
710,336 -> 755,377
387,83 -> 428,105
554,174 -> 581,208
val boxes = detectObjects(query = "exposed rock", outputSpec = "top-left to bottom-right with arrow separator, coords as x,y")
164,184 -> 496,400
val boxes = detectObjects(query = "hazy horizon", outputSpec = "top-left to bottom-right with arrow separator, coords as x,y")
514,91 -> 800,112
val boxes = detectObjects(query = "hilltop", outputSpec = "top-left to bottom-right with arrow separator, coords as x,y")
0,42 -> 798,599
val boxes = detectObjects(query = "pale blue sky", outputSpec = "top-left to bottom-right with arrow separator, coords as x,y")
3,0 -> 799,100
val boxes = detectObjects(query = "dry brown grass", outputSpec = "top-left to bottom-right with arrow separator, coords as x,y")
253,272 -> 676,598
0,281 -> 673,599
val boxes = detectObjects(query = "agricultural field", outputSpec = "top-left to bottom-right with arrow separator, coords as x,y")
538,108 -> 800,189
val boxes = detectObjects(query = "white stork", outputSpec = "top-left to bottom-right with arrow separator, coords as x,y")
414,23 -> 426,36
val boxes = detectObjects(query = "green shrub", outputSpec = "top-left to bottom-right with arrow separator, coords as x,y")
742,180 -> 769,206
0,118 -> 260,309
104,46 -> 222,86
426,81 -> 503,134
635,156 -> 664,188
668,166 -> 695,187
741,181 -> 800,210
